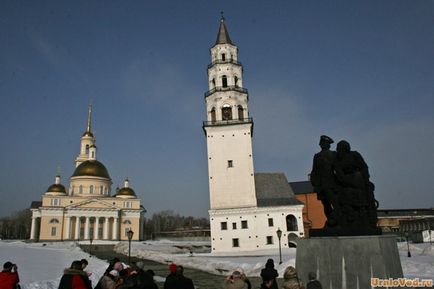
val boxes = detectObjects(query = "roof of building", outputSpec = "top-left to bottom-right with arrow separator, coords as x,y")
215,17 -> 233,46
30,201 -> 42,209
116,187 -> 136,197
377,208 -> 434,217
72,160 -> 111,179
289,181 -> 314,195
46,183 -> 66,194
254,173 -> 303,207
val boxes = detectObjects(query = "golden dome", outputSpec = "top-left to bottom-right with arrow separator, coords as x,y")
46,184 -> 66,194
72,160 -> 110,179
116,187 -> 136,197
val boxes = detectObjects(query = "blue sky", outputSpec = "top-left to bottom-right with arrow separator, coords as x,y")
0,1 -> 433,218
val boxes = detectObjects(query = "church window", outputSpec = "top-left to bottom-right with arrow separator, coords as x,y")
221,53 -> 226,61
91,151 -> 95,158
228,160 -> 233,168
238,105 -> 244,120
85,144 -> 89,154
212,78 -> 216,89
268,218 -> 274,227
49,218 -> 60,224
123,201 -> 132,208
100,186 -> 103,194
241,220 -> 248,229
222,75 -> 228,88
51,227 -> 57,236
286,215 -> 298,231
221,222 -> 227,230
232,222 -> 237,230
123,220 -> 132,224
50,199 -> 60,206
79,185 -> 83,194
266,236 -> 273,245
234,76 -> 239,87
222,104 -> 232,120
211,108 -> 216,122
232,238 -> 239,247
89,185 -> 94,194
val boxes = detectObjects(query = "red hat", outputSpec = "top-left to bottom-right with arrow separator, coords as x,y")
169,263 -> 177,273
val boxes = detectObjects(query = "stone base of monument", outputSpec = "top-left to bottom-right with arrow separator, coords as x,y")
296,235 -> 403,289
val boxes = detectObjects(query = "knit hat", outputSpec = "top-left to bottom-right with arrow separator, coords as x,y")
169,263 -> 177,273
3,262 -> 13,271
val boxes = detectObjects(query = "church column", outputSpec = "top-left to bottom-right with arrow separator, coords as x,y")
84,217 -> 90,239
65,217 -> 71,240
30,217 -> 37,240
112,217 -> 119,240
75,217 -> 81,239
94,217 -> 100,240
103,218 -> 109,240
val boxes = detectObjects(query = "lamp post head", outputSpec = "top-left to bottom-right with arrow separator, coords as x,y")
127,230 -> 134,241
276,228 -> 282,239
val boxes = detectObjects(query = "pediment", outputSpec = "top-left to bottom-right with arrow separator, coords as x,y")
67,198 -> 117,210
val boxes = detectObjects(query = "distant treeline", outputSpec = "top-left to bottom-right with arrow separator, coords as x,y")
0,209 -> 32,239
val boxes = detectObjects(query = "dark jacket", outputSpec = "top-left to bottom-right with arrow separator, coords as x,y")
306,280 -> 322,289
163,272 -> 180,289
0,271 -> 20,289
178,275 -> 194,289
58,269 -> 92,289
117,270 -> 155,289
260,260 -> 278,289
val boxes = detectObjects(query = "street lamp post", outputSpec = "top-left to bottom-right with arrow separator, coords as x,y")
127,230 -> 134,264
405,232 -> 411,258
89,236 -> 93,256
276,228 -> 282,265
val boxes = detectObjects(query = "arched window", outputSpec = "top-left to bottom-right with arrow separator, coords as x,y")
91,151 -> 95,158
79,185 -> 83,194
211,108 -> 216,122
238,105 -> 244,120
49,218 -> 60,224
234,76 -> 239,87
85,144 -> 89,154
222,75 -> 228,88
221,53 -> 226,61
100,186 -> 104,194
89,185 -> 94,194
286,215 -> 298,231
212,78 -> 216,89
222,104 -> 232,120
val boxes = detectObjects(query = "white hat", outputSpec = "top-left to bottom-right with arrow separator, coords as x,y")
109,270 -> 119,277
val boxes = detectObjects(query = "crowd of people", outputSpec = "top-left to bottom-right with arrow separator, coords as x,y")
0,258 -> 322,289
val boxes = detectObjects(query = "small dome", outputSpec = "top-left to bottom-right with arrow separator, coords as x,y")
72,160 -> 110,179
82,131 -> 94,137
116,187 -> 136,197
46,184 -> 66,194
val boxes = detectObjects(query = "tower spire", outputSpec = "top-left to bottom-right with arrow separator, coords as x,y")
215,13 -> 233,45
83,104 -> 94,137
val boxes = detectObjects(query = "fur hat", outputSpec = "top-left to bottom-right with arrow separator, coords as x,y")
284,266 -> 297,279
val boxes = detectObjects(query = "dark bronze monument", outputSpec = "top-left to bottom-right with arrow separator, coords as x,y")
310,135 -> 381,236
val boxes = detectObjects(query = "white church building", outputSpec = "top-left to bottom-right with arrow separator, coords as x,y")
203,17 -> 304,253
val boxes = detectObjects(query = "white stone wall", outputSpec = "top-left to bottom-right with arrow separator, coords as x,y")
205,123 -> 256,210
209,205 -> 304,253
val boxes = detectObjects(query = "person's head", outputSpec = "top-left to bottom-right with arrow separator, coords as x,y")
284,266 -> 297,279
265,258 -> 275,269
109,270 -> 119,278
113,261 -> 123,272
70,260 -> 83,270
146,269 -> 155,277
81,259 -> 88,269
308,272 -> 316,281
176,265 -> 184,275
169,263 -> 177,273
336,140 -> 350,153
3,262 -> 14,272
319,135 -> 334,150
109,258 -> 120,266
134,261 -> 145,271
231,270 -> 242,279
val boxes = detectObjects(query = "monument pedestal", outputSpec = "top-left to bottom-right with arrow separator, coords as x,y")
296,235 -> 403,289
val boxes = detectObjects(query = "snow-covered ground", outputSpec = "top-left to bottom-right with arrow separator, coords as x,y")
0,240 -> 432,289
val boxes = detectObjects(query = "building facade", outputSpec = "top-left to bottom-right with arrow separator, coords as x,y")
30,107 -> 144,241
203,17 -> 304,253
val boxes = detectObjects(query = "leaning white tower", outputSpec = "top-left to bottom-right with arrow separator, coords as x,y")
203,16 -> 257,211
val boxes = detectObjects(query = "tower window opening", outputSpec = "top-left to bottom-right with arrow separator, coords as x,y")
232,222 -> 237,229
228,160 -> 233,168
234,76 -> 239,87
232,238 -> 239,247
100,186 -> 103,194
221,222 -> 228,230
212,78 -> 216,89
211,108 -> 216,123
221,53 -> 226,61
79,185 -> 83,194
286,215 -> 298,231
85,144 -> 89,154
89,185 -> 94,194
268,218 -> 274,227
266,236 -> 274,245
238,105 -> 244,120
91,151 -> 95,158
222,105 -> 232,120
241,220 -> 248,229
222,75 -> 228,88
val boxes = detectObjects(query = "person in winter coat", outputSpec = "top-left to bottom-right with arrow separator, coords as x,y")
260,259 -> 278,289
58,260 -> 92,289
176,265 -> 194,289
163,263 -> 179,289
117,261 -> 155,289
0,261 -> 20,289
99,270 -> 120,289
223,270 -> 248,289
282,266 -> 304,289
306,272 -> 322,289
